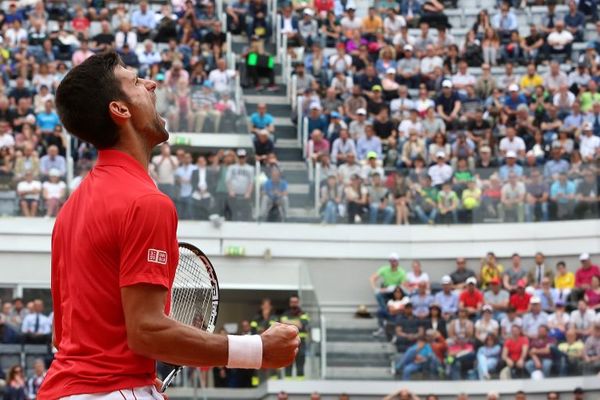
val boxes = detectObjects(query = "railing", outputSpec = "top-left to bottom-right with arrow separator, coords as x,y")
225,32 -> 234,69
254,159 -> 261,222
320,313 -> 327,379
314,161 -> 321,217
275,14 -> 282,63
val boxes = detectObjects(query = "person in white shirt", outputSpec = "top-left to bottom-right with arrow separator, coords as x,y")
331,128 -> 356,165
404,260 -> 430,294
579,122 -> 600,162
150,142 -> 179,199
383,9 -> 406,40
136,39 -> 161,72
420,45 -> 443,81
570,300 -> 596,337
0,129 -> 15,149
547,20 -> 574,58
451,60 -> 476,96
69,165 -> 90,193
397,108 -> 422,140
17,171 -> 42,217
499,126 -> 526,158
428,151 -> 453,187
21,299 -> 52,344
390,85 -> 414,121
340,6 -> 361,30
42,168 -> 66,217
208,58 -> 237,93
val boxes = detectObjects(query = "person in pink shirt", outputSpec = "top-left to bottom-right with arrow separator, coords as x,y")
575,253 -> 600,290
71,40 -> 94,66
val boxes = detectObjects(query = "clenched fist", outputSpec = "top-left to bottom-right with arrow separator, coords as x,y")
260,323 -> 300,369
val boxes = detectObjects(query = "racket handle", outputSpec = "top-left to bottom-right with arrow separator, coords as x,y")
160,366 -> 183,393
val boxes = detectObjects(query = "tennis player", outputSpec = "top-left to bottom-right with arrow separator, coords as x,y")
38,52 -> 299,399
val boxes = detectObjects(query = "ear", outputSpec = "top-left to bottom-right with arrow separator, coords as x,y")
108,100 -> 131,126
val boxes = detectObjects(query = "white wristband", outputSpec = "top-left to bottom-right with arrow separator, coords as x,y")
226,334 -> 263,369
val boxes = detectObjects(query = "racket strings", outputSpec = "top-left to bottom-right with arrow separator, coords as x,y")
170,246 -> 215,332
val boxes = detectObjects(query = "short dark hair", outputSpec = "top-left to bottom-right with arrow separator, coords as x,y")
56,51 -> 129,149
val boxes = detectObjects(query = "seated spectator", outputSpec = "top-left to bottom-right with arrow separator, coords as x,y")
450,258 -> 476,291
356,125 -> 382,161
477,333 -> 502,379
307,130 -> 330,164
504,253 -> 528,292
484,278 -> 509,322
42,168 -> 66,217
570,300 -> 596,338
536,278 -> 560,314
574,169 -> 599,219
368,172 -> 394,224
550,172 -> 576,219
498,152 -> 523,182
582,322 -> 600,374
414,175 -> 438,224
374,287 -> 407,337
344,174 -> 369,223
579,123 -> 600,163
542,62 -> 569,95
261,169 -> 288,222
361,153 -> 385,183
40,145 -> 66,179
522,297 -> 548,339
392,302 -> 423,353
480,252 -> 505,290
327,113 -> 347,145
528,252 -> 554,290
547,20 -> 574,61
394,335 -> 436,379
331,129 -> 356,166
36,100 -> 60,135
400,130 -> 426,169
320,174 -> 343,224
500,172 -> 525,222
459,277 -> 484,318
575,253 -> 600,294
26,358 -> 46,398
501,307 -> 523,339
525,169 -> 549,222
435,276 -> 459,320
548,301 -> 570,341
428,152 -> 453,188
436,80 -> 461,130
509,280 -> 532,316
370,253 -> 407,323
564,0 -> 585,42
425,304 -> 448,339
525,325 -> 555,378
446,308 -> 476,379
460,179 -> 482,223
254,130 -> 275,163
584,275 -> 600,311
338,153 -> 361,185
475,305 -> 499,344
250,103 -> 274,137
21,299 -> 51,344
558,328 -> 584,376
554,261 -> 575,302
501,324 -> 529,378
411,281 -> 434,319
16,170 -> 41,217
437,181 -> 459,224
491,1 -> 517,42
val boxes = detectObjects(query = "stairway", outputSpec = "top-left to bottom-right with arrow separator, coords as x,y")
324,317 -> 396,380
233,35 -> 317,222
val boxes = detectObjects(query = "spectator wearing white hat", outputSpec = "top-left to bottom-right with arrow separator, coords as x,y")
369,253 -> 407,317
435,79 -> 461,130
522,297 -> 549,339
498,150 -> 524,182
42,168 -> 66,218
396,45 -> 420,89
298,8 -> 318,47
427,151 -> 453,188
225,149 -> 255,221
459,276 -> 484,318
575,253 -> 600,292
435,275 -> 459,319
499,125 -> 526,159
579,122 -> 600,162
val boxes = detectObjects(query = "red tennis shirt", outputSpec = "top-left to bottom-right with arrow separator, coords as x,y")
38,149 -> 179,398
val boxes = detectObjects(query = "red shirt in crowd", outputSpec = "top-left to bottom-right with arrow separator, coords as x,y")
459,288 -> 484,309
575,264 -> 600,287
39,150 -> 179,398
509,292 -> 532,314
504,335 -> 529,362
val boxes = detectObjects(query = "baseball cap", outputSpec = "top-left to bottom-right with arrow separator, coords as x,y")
489,277 -> 500,285
331,111 -> 340,119
530,296 -> 541,304
466,277 -> 477,285
580,252 -> 590,261
303,7 -> 314,15
236,148 -> 247,157
367,151 -> 378,159
480,146 -> 491,153
372,85 -> 382,92
403,44 -> 413,52
583,122 -> 593,131
441,275 -> 452,285
386,67 -> 396,75
346,4 -> 356,10
517,279 -> 526,288
357,108 -> 367,115
508,83 -> 519,92
482,304 -> 493,312
435,151 -> 446,159
442,80 -> 453,88
310,102 -> 322,110
505,150 -> 517,158
48,168 -> 61,177
389,252 -> 400,261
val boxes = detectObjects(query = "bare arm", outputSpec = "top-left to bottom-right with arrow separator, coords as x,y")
122,284 -> 299,368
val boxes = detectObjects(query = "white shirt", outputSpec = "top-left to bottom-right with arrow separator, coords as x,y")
151,155 -> 179,185
499,136 -> 526,154
208,69 -> 236,93
43,180 -> 66,199
547,30 -> 574,50
397,120 -> 422,138
428,163 -> 453,186
569,309 -> 596,331
384,15 -> 406,37
0,132 -> 15,149
21,313 -> 52,334
390,98 -> 414,119
548,312 -> 570,329
406,271 -> 430,286
553,91 -> 576,109
340,16 -> 361,30
281,16 -> 296,34
452,72 -> 476,89
420,56 -> 443,75
580,134 -> 600,159
17,180 -> 41,200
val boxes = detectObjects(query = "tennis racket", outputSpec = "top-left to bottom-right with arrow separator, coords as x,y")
160,242 -> 220,392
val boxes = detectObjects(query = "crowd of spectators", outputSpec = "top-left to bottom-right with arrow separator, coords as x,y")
383,389 -> 588,400
282,0 -> 600,224
370,251 -> 600,381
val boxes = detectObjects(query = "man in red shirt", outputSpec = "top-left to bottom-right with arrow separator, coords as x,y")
575,253 -> 600,290
509,279 -> 532,315
501,324 -> 529,378
38,52 -> 299,399
458,277 -> 483,317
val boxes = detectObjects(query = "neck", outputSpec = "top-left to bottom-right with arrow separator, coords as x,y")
112,136 -> 153,172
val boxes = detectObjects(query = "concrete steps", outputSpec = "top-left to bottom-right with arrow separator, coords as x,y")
325,366 -> 393,380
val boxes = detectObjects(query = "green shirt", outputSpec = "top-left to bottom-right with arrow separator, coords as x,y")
580,92 -> 600,113
454,170 -> 474,183
377,265 -> 407,287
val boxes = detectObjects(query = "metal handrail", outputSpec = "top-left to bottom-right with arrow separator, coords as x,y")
271,0 -> 278,43
216,0 -> 224,22
320,314 -> 327,379
314,161 -> 321,215
296,95 -> 303,145
220,11 -> 227,31
254,160 -> 261,221
280,34 -> 288,65
290,75 -> 298,110
234,74 -> 241,109
275,14 -> 282,63
225,32 -> 234,69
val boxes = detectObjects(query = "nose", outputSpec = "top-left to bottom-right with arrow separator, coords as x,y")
144,78 -> 157,92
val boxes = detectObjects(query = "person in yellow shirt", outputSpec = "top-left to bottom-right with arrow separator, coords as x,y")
554,260 -> 575,301
520,63 -> 544,95
480,252 -> 505,290
362,7 -> 383,39
461,179 -> 482,223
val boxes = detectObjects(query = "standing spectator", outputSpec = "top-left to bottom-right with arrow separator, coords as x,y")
42,168 -> 66,217
17,171 -> 41,217
174,152 -> 197,220
525,325 -> 555,378
504,253 -> 528,292
451,258 -> 477,290
528,252 -> 554,290
21,300 -> 51,344
370,253 -> 407,323
501,324 -> 529,378
570,300 -> 596,338
26,359 -> 46,399
459,277 -> 484,318
280,295 -> 309,378
150,143 -> 179,200
226,149 -> 254,221
261,168 -> 288,221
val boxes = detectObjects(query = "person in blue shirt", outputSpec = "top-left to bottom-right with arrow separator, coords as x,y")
261,168 -> 289,221
543,146 -> 570,181
564,0 -> 586,42
130,1 -> 157,41
250,103 -> 275,136
36,100 -> 61,134
306,103 -> 329,135
503,84 -> 528,118
356,125 -> 382,160
394,335 -> 435,379
434,276 -> 459,318
498,152 -> 523,182
550,172 -> 576,219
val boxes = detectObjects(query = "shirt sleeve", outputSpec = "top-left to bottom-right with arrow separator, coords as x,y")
119,194 -> 178,289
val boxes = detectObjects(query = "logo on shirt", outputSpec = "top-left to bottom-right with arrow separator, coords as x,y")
148,249 -> 167,265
